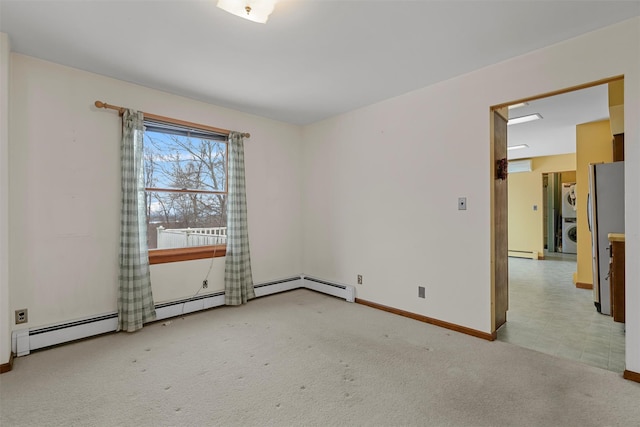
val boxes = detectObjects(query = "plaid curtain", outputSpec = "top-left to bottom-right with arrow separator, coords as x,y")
224,132 -> 255,305
118,109 -> 156,331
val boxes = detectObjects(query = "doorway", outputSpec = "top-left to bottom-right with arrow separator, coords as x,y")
543,171 -> 577,256
491,77 -> 626,372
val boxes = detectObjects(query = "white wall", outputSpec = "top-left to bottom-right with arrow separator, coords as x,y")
8,54 -> 302,330
301,18 -> 640,372
0,33 -> 11,366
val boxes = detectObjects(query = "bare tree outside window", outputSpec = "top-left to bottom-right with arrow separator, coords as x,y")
143,124 -> 227,250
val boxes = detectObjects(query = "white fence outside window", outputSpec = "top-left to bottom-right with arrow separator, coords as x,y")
156,226 -> 227,249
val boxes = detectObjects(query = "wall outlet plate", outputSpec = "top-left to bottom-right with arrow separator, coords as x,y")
458,197 -> 467,210
15,309 -> 28,324
357,275 -> 363,285
418,286 -> 425,299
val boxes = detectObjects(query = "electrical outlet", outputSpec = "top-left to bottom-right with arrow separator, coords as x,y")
458,197 -> 467,210
202,279 -> 208,289
418,286 -> 425,299
15,309 -> 28,324
357,275 -> 363,285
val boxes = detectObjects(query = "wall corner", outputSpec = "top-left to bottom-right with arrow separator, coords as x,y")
0,32 -> 11,366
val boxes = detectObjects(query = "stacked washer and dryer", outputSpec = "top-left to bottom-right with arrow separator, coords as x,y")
561,183 -> 577,254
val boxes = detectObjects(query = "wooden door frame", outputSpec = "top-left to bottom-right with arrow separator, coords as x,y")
489,75 -> 624,335
490,108 -> 509,333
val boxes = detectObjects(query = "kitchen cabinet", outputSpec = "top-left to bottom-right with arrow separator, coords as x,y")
608,233 -> 625,323
613,133 -> 624,162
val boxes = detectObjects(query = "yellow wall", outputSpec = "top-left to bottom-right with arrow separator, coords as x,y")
575,120 -> 613,287
608,80 -> 624,135
561,171 -> 576,183
508,153 -> 576,258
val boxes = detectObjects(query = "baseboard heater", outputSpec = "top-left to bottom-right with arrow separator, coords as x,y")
12,275 -> 355,356
508,250 -> 538,260
302,276 -> 355,301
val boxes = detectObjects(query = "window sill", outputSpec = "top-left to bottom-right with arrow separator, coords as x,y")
149,245 -> 227,265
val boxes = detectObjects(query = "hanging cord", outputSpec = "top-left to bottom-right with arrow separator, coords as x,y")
203,245 -> 218,283
178,245 -> 218,318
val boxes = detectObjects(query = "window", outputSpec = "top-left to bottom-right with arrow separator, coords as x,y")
143,117 -> 228,264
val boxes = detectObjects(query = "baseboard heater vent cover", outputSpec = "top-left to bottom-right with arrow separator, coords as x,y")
12,276 -> 354,356
254,276 -> 304,297
302,276 -> 355,302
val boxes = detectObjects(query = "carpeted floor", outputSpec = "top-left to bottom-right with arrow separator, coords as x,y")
1,289 -> 639,426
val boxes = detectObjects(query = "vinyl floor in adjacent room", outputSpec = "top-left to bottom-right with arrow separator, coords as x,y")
498,254 -> 626,373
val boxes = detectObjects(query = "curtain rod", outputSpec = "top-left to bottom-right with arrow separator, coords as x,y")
94,101 -> 250,138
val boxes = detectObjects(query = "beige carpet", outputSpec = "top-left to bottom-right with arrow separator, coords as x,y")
1,289 -> 639,427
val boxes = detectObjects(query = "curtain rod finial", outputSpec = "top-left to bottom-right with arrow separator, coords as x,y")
95,100 -> 125,115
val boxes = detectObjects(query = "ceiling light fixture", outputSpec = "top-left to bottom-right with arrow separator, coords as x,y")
507,144 -> 529,151
217,0 -> 276,23
508,102 -> 529,110
508,113 -> 542,126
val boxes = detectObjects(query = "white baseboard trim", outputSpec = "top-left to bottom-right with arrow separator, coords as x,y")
508,250 -> 538,260
12,275 -> 355,356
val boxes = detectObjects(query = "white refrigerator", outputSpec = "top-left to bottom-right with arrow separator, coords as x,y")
587,161 -> 624,315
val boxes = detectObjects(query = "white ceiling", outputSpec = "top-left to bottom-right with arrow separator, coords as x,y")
1,0 -> 638,157
506,83 -> 610,160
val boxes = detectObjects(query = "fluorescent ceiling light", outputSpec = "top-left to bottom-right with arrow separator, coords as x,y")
217,0 -> 276,23
507,144 -> 529,151
508,113 -> 542,126
508,102 -> 529,110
